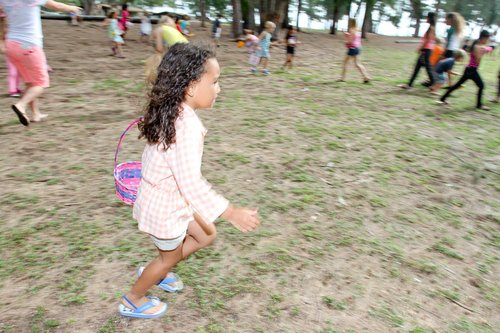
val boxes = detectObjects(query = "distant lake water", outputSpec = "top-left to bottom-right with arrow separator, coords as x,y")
151,2 -> 498,40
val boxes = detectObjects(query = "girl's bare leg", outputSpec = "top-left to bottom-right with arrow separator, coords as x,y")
14,84 -> 43,115
182,215 -> 217,259
340,55 -> 350,80
286,54 -> 294,69
123,245 -> 182,314
123,216 -> 216,313
29,98 -> 47,121
354,56 -> 369,80
262,58 -> 268,70
116,43 -> 125,58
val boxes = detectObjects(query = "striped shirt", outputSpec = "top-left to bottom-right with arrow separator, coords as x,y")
133,104 -> 229,239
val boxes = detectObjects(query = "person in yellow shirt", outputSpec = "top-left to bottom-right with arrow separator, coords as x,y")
146,16 -> 188,83
153,16 -> 188,54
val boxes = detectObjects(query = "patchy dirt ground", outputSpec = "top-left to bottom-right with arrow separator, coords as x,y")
0,20 -> 498,333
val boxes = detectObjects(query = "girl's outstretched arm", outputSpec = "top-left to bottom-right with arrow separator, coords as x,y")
221,206 -> 260,233
44,0 -> 80,13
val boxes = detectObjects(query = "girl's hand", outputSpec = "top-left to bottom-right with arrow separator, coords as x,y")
68,6 -> 81,14
222,206 -> 260,232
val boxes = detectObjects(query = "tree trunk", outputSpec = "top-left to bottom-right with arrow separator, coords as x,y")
435,0 -> 441,13
200,0 -> 207,28
354,0 -> 362,18
296,0 -> 302,31
331,4 -> 340,35
81,0 -> 94,15
361,0 -> 374,39
247,0 -> 255,30
282,0 -> 289,28
259,0 -> 267,30
273,0 -> 288,39
232,0 -> 243,38
413,17 -> 421,37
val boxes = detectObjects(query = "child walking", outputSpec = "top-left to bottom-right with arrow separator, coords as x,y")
118,43 -> 261,319
244,29 -> 259,69
283,25 -> 298,70
118,3 -> 130,40
252,21 -> 276,75
430,49 -> 466,94
212,14 -> 222,47
140,11 -> 152,44
104,11 -> 125,58
439,30 -> 492,110
338,18 -> 370,83
400,12 -> 436,89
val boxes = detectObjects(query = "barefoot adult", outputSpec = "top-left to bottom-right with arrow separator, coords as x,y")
0,0 -> 80,126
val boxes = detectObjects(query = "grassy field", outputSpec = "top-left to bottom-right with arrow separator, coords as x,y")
0,21 -> 498,333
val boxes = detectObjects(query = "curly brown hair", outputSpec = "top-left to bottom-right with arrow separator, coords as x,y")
139,43 -> 215,148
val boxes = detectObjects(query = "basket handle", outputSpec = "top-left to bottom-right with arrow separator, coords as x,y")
114,117 -> 144,168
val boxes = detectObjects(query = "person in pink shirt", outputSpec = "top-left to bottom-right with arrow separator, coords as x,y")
0,6 -> 23,97
118,3 -> 130,39
400,12 -> 436,89
439,30 -> 493,110
338,18 -> 370,83
118,43 -> 261,319
244,29 -> 259,69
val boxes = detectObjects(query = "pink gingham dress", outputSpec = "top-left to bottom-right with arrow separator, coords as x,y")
133,104 -> 229,239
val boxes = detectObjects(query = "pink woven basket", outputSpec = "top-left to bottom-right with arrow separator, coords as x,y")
114,117 -> 143,205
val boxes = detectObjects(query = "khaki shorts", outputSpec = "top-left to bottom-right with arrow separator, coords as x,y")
150,230 -> 187,251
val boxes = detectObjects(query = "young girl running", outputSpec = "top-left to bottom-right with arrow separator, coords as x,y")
439,30 -> 492,110
139,11 -> 152,44
104,11 -> 125,58
338,18 -> 369,83
118,43 -> 261,319
430,49 -> 465,94
252,21 -> 276,75
400,12 -> 436,89
283,25 -> 298,70
244,29 -> 259,69
444,12 -> 465,59
118,3 -> 130,39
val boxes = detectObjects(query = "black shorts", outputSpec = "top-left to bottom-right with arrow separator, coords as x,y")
444,49 -> 454,58
287,46 -> 295,55
347,47 -> 360,56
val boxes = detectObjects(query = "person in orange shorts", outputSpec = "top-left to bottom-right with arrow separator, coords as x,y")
0,0 -> 80,126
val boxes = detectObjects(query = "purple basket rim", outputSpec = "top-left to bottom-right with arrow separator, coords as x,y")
114,160 -> 142,188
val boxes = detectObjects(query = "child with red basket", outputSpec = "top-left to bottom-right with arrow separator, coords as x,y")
117,43 -> 261,319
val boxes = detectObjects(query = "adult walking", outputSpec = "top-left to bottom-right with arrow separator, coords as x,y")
400,12 -> 437,89
0,0 -> 80,126
444,12 -> 465,59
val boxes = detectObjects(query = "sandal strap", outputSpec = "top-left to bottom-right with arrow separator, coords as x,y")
160,276 -> 177,285
122,295 -> 137,310
135,297 -> 159,313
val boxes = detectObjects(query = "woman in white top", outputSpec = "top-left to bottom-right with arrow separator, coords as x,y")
0,0 -> 80,126
444,12 -> 465,59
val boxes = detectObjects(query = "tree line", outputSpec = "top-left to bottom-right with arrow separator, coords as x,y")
71,0 -> 498,39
